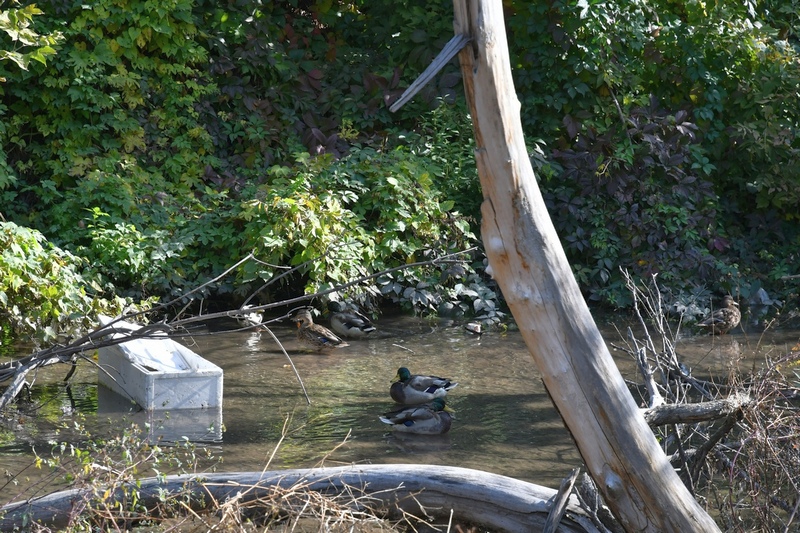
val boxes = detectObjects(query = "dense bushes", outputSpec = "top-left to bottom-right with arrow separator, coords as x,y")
0,221 -> 146,343
1,0 -> 799,323
0,1 -> 477,311
506,0 -> 800,304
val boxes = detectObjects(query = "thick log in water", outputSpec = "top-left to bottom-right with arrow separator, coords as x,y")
1,465 -> 602,532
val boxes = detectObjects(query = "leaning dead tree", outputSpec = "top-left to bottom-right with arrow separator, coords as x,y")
449,0 -> 720,531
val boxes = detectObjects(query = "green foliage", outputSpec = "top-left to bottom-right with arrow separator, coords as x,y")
546,100 -> 720,305
506,0 -> 800,306
0,0 -> 478,310
2,0 -> 799,313
234,143 -> 478,304
0,221 -> 146,343
75,208 -> 186,297
0,3 -> 61,72
1,0 -> 215,236
406,103 -> 481,220
0,1 -> 62,188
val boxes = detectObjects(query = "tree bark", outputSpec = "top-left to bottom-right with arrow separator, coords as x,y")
452,1 -> 721,531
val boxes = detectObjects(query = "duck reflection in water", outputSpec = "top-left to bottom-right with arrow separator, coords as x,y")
385,432 -> 453,453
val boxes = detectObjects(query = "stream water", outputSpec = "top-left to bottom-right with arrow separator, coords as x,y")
1,310 -> 798,506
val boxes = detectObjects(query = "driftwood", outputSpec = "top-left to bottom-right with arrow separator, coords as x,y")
0,465 -> 602,532
642,394 -> 752,427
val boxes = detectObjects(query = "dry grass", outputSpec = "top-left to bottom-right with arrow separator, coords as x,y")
619,272 -> 800,532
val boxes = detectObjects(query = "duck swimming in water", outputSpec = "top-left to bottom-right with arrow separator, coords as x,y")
379,398 -> 454,435
294,308 -> 349,351
328,301 -> 376,338
389,367 -> 458,405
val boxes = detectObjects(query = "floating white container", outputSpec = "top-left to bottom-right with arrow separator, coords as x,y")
97,316 -> 223,411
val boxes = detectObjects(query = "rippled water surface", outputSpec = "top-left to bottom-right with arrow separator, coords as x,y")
2,310 -> 798,502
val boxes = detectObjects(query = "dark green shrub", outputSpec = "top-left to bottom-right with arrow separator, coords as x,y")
546,100 -> 719,306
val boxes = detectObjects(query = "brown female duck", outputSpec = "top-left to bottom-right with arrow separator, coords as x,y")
698,295 -> 740,335
294,308 -> 349,351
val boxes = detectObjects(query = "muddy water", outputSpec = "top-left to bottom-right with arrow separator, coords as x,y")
1,311 -> 797,504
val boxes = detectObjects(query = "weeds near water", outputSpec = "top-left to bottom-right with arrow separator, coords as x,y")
618,272 -> 800,532
707,352 -> 800,532
0,417 -> 427,532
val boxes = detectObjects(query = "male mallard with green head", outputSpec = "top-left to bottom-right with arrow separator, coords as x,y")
390,367 -> 458,405
698,295 -> 740,335
294,308 -> 349,352
379,398 -> 454,435
328,301 -> 376,338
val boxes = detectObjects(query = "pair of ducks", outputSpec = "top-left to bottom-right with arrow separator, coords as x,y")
292,307 -> 456,435
293,302 -> 376,351
379,367 -> 457,435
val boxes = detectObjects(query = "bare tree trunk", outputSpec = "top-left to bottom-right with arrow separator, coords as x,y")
452,1 -> 720,531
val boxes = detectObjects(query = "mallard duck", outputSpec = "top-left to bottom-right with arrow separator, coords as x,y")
698,295 -> 741,335
294,308 -> 349,351
328,301 -> 376,338
390,367 -> 458,405
234,305 -> 263,329
379,398 -> 454,435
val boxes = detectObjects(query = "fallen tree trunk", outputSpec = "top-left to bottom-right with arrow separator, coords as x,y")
0,465 -> 601,532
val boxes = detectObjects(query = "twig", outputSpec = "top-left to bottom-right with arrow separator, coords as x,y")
260,326 -> 310,405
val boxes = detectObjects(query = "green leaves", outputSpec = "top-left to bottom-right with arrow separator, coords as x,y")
0,3 -> 61,71
0,221 -> 142,343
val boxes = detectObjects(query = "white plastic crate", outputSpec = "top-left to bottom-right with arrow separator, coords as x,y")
97,317 -> 223,411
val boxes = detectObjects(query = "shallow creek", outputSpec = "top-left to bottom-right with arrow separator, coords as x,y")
1,311 -> 797,504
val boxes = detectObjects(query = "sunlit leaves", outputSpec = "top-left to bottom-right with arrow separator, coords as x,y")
0,221 -> 145,343
0,3 -> 61,71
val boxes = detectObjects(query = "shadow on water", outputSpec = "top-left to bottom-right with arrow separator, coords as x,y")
2,310 -> 799,498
